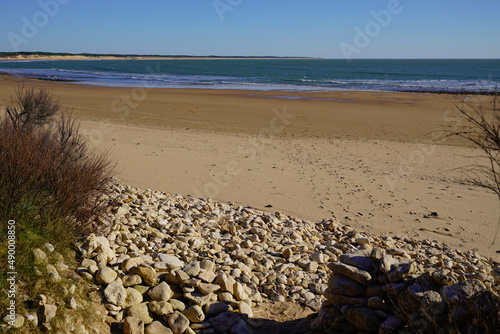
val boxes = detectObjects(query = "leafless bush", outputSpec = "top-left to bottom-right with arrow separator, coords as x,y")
452,95 -> 500,195
447,94 -> 500,244
6,84 -> 60,128
0,86 -> 114,236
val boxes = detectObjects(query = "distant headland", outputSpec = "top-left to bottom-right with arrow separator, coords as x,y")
0,51 -> 321,61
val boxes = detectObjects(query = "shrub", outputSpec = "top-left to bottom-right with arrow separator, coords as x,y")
0,85 -> 114,331
6,84 -> 60,128
0,85 -> 114,236
449,93 -> 500,244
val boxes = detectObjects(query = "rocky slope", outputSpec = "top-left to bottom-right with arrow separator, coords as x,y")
3,181 -> 500,333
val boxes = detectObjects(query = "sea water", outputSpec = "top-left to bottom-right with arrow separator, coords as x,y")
0,58 -> 498,93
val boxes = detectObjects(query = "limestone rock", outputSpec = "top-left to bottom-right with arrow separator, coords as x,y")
148,282 -> 173,302
149,301 -> 173,316
68,297 -> 78,309
379,316 -> 403,333
46,264 -> 62,283
122,257 -> 144,273
214,273 -> 235,294
184,291 -> 212,306
183,262 -> 201,277
32,248 -> 48,264
238,301 -> 253,317
123,274 -> 143,287
3,313 -> 25,328
169,299 -> 186,312
74,234 -> 115,264
95,267 -> 117,285
166,311 -> 189,334
104,280 -> 126,306
44,243 -> 55,253
130,265 -> 159,286
198,283 -> 220,295
124,316 -> 145,334
145,321 -> 173,334
233,282 -> 249,300
380,255 -> 417,282
205,301 -> 229,317
124,288 -> 144,308
38,304 -> 57,323
182,305 -> 205,323
127,303 -> 154,325
158,254 -> 185,269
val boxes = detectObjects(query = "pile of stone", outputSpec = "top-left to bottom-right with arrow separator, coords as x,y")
62,181 -> 500,333
313,245 -> 500,333
73,182 -> 342,333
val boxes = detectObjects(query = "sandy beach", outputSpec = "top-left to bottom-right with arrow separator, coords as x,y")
0,74 -> 498,259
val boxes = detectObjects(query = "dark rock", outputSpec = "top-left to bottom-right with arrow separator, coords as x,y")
466,289 -> 500,332
441,279 -> 486,304
328,262 -> 372,285
345,307 -> 381,331
208,311 -> 241,333
367,296 -> 391,313
421,290 -> 446,318
364,284 -> 386,298
327,293 -> 367,307
339,250 -> 374,272
328,274 -> 365,296
379,316 -> 403,334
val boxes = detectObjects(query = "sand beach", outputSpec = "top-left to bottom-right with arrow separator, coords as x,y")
0,74 -> 497,259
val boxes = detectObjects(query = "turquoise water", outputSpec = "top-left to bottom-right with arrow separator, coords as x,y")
0,59 -> 499,93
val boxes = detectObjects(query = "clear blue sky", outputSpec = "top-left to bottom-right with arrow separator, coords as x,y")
1,0 -> 499,59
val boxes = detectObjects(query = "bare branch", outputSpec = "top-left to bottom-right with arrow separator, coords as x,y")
442,93 -> 500,245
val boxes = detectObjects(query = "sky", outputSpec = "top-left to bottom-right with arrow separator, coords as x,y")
0,0 -> 499,59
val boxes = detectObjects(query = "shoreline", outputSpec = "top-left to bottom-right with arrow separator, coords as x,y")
0,73 -> 484,146
4,72 -> 496,96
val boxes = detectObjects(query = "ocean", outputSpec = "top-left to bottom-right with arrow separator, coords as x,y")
0,59 -> 499,94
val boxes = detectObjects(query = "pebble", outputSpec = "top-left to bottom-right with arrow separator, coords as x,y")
66,182 -> 500,334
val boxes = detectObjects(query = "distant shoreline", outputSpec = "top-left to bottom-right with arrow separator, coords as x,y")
0,52 -> 320,61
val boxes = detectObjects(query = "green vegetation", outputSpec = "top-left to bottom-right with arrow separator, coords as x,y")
0,85 -> 114,331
